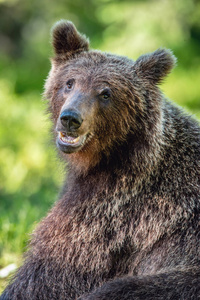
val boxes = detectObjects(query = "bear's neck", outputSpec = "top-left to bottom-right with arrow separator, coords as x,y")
65,129 -> 164,200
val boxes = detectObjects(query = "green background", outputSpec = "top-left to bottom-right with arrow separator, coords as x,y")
0,0 -> 200,292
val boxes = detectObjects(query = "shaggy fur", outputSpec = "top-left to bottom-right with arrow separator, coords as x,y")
1,20 -> 200,300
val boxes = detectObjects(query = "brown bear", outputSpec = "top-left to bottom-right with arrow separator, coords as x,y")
1,20 -> 200,300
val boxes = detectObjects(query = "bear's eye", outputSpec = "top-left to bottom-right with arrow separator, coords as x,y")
100,89 -> 111,101
65,79 -> 74,90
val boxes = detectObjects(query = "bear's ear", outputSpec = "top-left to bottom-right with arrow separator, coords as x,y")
51,20 -> 89,60
134,49 -> 176,84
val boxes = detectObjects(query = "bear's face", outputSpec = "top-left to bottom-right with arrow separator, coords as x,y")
44,21 -> 176,170
46,52 -> 139,156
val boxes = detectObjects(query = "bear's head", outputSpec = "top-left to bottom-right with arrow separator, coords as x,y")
44,20 -> 176,173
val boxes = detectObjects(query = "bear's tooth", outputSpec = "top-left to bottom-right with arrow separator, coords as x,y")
59,132 -> 80,144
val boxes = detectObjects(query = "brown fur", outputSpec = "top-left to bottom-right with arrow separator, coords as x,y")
1,20 -> 200,300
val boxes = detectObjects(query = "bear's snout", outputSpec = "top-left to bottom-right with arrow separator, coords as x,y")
60,109 -> 83,131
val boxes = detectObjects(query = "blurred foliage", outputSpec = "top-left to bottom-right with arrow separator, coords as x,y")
0,0 -> 200,292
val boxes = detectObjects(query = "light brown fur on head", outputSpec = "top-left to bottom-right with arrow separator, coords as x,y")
45,21 -> 175,175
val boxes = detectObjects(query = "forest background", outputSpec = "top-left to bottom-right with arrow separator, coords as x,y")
0,0 -> 200,292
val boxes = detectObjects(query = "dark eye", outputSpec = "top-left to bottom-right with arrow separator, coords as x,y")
102,93 -> 109,100
100,89 -> 111,101
65,79 -> 74,90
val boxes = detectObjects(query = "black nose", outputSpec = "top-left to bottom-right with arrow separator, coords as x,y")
60,110 -> 83,131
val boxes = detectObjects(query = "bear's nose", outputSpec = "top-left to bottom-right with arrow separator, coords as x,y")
60,110 -> 83,131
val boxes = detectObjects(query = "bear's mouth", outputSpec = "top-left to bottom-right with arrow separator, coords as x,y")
59,132 -> 82,145
57,131 -> 87,153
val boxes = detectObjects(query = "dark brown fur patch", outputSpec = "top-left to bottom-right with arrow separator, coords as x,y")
52,20 -> 89,62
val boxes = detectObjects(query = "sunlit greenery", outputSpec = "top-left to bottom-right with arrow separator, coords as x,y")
0,0 -> 199,292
